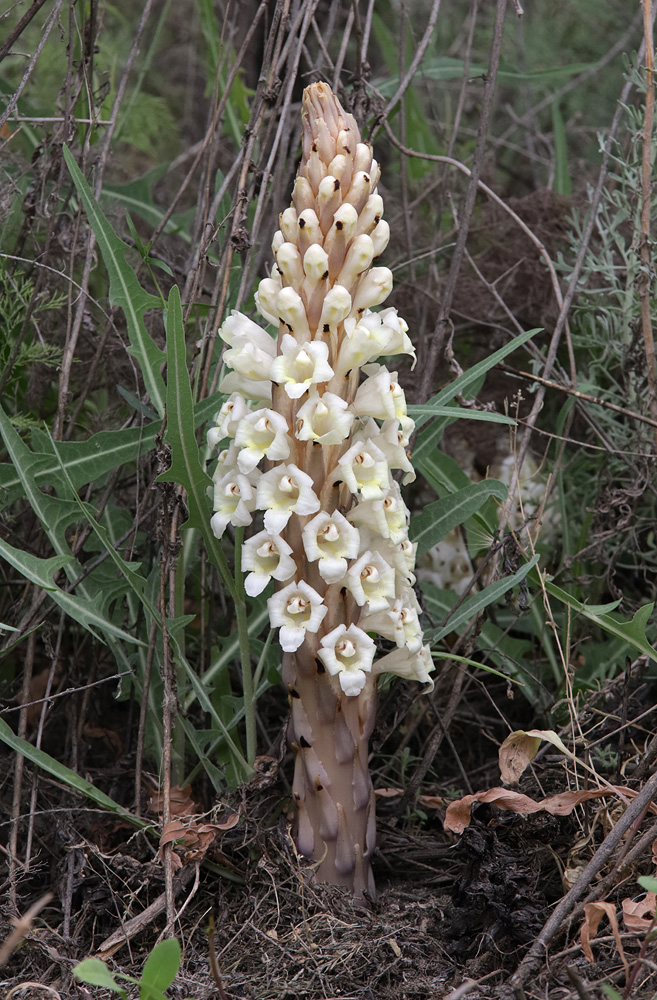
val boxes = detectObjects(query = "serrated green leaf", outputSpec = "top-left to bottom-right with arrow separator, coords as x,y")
62,145 -> 166,417
141,938 -> 181,998
423,554 -> 540,642
542,579 -> 657,663
0,536 -> 142,645
410,480 -> 507,557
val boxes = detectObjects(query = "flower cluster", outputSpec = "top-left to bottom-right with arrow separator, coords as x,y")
207,82 -> 432,699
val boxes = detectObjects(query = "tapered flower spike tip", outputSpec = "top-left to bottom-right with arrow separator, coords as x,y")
301,82 -> 361,162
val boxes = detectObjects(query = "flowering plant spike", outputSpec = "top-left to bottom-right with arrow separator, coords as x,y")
209,82 -> 432,903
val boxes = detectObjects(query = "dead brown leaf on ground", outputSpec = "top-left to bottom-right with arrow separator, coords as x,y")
580,901 -> 629,980
444,785 -> 657,834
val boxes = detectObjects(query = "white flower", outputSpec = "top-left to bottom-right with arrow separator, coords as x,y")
351,266 -> 393,313
295,391 -> 354,445
345,550 -> 396,612
302,510 -> 360,583
241,531 -> 296,597
270,334 -> 334,399
354,527 -> 416,587
348,484 -> 409,543
255,276 -> 283,326
276,287 -> 311,340
207,393 -> 250,448
223,339 -> 276,383
211,440 -> 239,476
219,311 -> 276,355
377,420 -> 416,485
354,193 -> 383,237
275,242 -> 304,286
318,285 -> 352,334
256,463 -> 321,534
371,219 -> 390,258
302,243 -> 330,285
218,370 -> 272,402
373,644 -> 434,689
211,471 -> 257,538
234,408 -> 292,473
268,580 -> 327,652
376,307 -> 416,365
317,624 -> 376,697
337,439 -> 390,499
360,588 -> 423,653
336,234 -> 375,288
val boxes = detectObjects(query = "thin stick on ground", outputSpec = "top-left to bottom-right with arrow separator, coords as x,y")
510,767 -> 657,988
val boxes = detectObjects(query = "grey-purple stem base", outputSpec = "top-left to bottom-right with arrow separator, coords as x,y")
282,645 -> 377,906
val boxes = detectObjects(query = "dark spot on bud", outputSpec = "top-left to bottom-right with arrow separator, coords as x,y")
315,778 -> 324,792
312,141 -> 317,152
340,587 -> 347,597
333,178 -> 340,191
299,218 -> 306,228
286,323 -> 293,332
289,686 -> 300,699
316,658 -> 326,674
343,145 -> 351,154
335,220 -> 344,231
294,792 -> 301,801
364,174 -> 370,183
322,270 -> 329,281
374,215 -> 381,224
299,735 -> 311,748
323,323 -> 330,333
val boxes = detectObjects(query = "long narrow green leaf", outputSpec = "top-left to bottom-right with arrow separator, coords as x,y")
62,145 -> 166,417
0,718 -> 148,827
414,329 -> 539,431
156,285 -> 236,597
410,480 -> 507,557
423,554 -> 540,642
407,405 -> 515,425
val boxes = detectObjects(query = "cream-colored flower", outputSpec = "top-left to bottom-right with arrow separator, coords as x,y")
345,550 -> 396,612
360,587 -> 423,653
207,393 -> 250,449
234,408 -> 292,473
210,471 -> 257,538
219,311 -> 276,354
256,463 -> 321,534
241,530 -> 296,597
373,644 -> 434,689
295,391 -> 354,445
348,484 -> 409,543
268,580 -> 327,652
317,624 -> 376,696
302,510 -> 360,583
337,439 -> 390,499
270,334 -> 334,399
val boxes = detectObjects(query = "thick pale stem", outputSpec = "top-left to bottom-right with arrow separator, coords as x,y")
282,645 -> 377,904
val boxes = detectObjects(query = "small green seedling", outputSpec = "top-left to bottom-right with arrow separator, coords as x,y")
73,937 -> 182,1000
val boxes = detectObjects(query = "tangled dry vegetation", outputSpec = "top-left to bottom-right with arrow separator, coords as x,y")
1,1 -> 657,998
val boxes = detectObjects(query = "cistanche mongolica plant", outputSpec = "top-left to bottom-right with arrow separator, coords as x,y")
207,82 -> 433,904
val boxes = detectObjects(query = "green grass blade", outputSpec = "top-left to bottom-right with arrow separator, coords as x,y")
423,554 -> 541,642
0,718 -> 148,827
157,284 -> 236,598
414,329 -> 539,431
62,145 -> 166,417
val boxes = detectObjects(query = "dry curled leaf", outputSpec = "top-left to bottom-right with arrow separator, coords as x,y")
159,813 -> 239,867
148,784 -> 198,818
498,730 -> 542,784
622,892 -> 657,932
580,902 -> 628,979
443,785 -> 657,834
